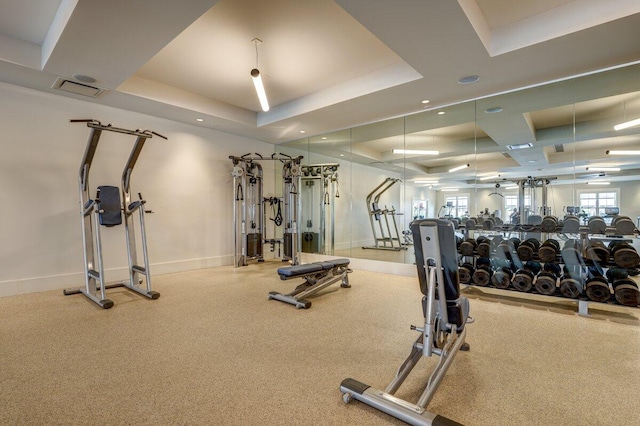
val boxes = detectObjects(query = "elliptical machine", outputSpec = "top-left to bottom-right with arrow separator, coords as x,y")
64,119 -> 165,309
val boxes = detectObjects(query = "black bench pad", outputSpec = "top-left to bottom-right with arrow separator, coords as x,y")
278,258 -> 350,278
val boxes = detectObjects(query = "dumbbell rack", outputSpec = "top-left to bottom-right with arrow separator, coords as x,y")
457,232 -> 640,316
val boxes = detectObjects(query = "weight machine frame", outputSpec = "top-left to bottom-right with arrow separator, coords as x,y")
64,119 -> 165,309
363,177 -> 407,251
300,163 -> 339,255
230,154 -> 303,267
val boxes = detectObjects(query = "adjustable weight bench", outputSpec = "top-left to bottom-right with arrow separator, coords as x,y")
268,258 -> 350,309
340,219 -> 472,426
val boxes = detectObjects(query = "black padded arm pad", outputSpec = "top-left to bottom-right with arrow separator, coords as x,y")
97,185 -> 122,227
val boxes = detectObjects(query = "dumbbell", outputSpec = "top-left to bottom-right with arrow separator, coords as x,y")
609,241 -> 640,268
559,265 -> 584,298
483,217 -> 495,230
612,215 -> 636,235
491,259 -> 514,289
561,239 -> 583,267
535,262 -> 561,296
606,267 -> 629,283
464,218 -> 477,230
540,215 -> 558,232
538,239 -> 560,263
472,257 -> 492,286
612,279 -> 640,306
587,216 -> 607,234
583,240 -> 610,265
458,262 -> 474,284
516,238 -> 540,261
585,266 -> 611,303
458,238 -> 477,256
562,214 -> 581,233
512,261 -> 542,292
476,236 -> 492,258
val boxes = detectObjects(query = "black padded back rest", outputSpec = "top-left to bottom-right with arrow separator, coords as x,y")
410,218 -> 460,301
97,185 -> 122,227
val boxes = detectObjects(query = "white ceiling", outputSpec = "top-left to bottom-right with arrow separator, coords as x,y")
1,0 -> 640,186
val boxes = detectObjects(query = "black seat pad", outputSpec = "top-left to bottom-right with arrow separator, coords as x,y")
278,258 -> 350,278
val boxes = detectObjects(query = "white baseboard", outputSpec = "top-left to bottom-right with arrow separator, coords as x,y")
0,255 -> 234,298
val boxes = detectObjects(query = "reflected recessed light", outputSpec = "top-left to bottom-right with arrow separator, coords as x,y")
506,143 -> 533,150
607,150 -> 639,155
458,75 -> 480,84
421,99 -> 430,104
527,160 -> 537,163
392,149 -> 439,155
485,107 -> 503,113
299,130 -> 306,134
449,163 -> 469,172
437,111 -> 445,115
479,174 -> 500,181
586,167 -> 620,172
613,118 -> 640,131
339,154 -> 344,157
196,118 -> 204,122
321,137 -> 327,140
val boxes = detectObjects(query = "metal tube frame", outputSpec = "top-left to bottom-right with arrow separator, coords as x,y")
230,155 -> 303,267
340,220 -> 468,426
363,177 -> 407,251
64,119 -> 163,308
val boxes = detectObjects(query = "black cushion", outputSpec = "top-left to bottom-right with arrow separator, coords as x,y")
97,185 -> 122,227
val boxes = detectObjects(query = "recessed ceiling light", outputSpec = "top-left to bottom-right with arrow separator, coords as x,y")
339,154 -> 344,157
421,99 -> 430,104
506,143 -> 533,150
437,111 -> 445,115
321,137 -> 327,140
299,130 -> 306,134
527,160 -> 537,163
458,75 -> 480,85
485,107 -> 503,113
196,118 -> 204,122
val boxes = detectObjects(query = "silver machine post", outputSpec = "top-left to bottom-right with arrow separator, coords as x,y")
64,119 -> 165,308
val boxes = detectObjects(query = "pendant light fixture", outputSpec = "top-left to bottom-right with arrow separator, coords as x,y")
251,38 -> 269,112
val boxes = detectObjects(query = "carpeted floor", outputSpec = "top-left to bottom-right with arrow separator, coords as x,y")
1,261 -> 639,425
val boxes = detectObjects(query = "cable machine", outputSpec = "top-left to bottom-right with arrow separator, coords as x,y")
516,176 -> 556,224
300,163 -> 339,254
64,119 -> 165,309
363,177 -> 407,251
231,153 -> 302,267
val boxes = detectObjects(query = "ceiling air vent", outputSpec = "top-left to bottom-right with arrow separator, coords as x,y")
554,144 -> 564,153
52,77 -> 105,98
501,152 -> 512,158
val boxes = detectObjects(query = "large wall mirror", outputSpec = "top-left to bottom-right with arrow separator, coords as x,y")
279,63 -> 640,266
